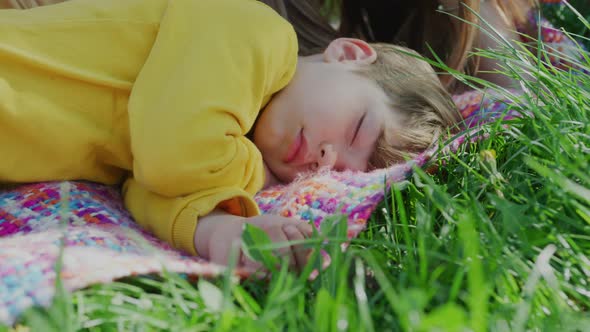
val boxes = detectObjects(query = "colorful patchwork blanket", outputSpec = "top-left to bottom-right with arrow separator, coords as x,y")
0,6 -> 584,325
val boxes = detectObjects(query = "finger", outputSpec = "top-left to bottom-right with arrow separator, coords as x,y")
281,220 -> 314,237
266,225 -> 297,269
238,265 -> 269,280
295,222 -> 314,238
283,224 -> 310,271
239,226 -> 270,272
240,250 -> 265,273
295,223 -> 315,268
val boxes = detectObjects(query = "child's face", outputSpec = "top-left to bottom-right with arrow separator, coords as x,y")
253,39 -> 402,183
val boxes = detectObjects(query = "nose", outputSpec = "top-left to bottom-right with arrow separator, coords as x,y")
313,143 -> 338,170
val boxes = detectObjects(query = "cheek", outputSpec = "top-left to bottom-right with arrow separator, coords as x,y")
253,124 -> 285,169
339,156 -> 368,173
253,108 -> 279,148
258,101 -> 292,138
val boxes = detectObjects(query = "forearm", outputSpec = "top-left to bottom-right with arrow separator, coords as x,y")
194,210 -> 245,259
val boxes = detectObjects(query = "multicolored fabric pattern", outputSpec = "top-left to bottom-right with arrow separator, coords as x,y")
0,8 -> 585,326
0,182 -> 223,324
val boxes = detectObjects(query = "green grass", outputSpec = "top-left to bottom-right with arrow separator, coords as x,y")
3,4 -> 590,332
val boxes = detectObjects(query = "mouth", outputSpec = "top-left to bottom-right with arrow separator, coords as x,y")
283,128 -> 307,164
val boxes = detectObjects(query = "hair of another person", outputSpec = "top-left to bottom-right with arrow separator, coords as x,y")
259,0 -> 339,55
339,0 -> 538,91
356,43 -> 462,168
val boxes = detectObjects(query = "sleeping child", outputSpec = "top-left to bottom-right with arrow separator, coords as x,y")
0,0 -> 461,270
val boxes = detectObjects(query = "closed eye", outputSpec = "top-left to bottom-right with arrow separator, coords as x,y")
351,113 -> 366,145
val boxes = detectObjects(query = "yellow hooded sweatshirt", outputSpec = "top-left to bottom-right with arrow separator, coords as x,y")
0,0 -> 298,254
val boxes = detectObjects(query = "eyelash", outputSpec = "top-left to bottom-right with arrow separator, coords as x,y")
351,113 -> 366,146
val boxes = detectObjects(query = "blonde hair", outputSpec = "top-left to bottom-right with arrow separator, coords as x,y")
357,43 -> 462,168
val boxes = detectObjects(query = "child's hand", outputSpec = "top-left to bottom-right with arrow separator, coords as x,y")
194,211 -> 313,272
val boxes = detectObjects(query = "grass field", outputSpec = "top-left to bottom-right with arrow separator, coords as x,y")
3,3 -> 590,332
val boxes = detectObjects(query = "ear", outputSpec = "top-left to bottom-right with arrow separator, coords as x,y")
323,38 -> 377,64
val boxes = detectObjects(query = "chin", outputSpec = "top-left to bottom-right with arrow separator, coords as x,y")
264,161 -> 291,185
275,167 -> 297,184
277,173 -> 295,184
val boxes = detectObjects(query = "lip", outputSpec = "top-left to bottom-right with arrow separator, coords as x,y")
283,128 -> 308,164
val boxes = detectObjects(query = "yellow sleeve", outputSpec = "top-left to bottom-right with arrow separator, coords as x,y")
124,0 -> 298,255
